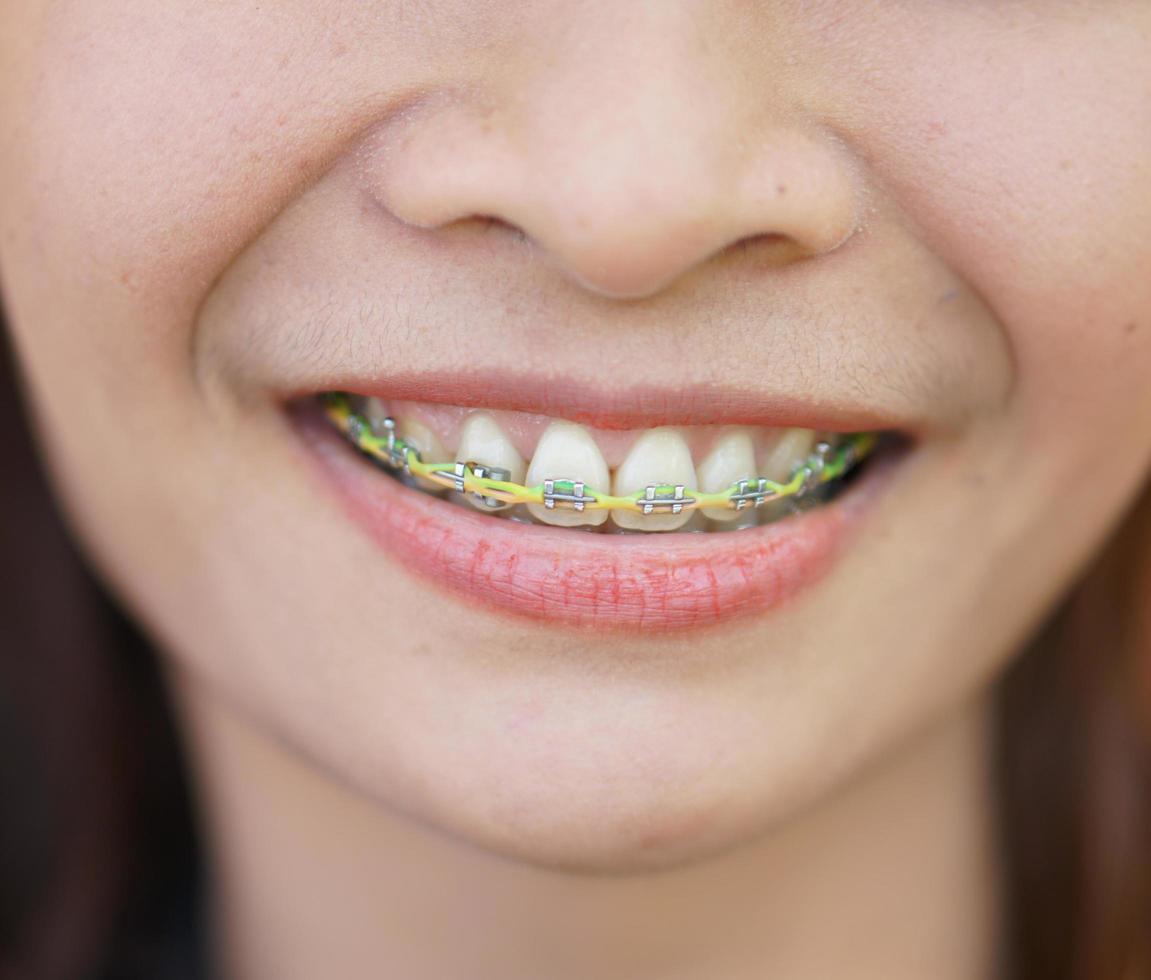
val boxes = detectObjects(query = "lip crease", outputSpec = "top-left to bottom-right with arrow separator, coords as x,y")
290,398 -> 905,635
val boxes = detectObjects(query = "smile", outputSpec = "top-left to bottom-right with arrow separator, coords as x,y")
291,385 -> 910,632
318,391 -> 882,533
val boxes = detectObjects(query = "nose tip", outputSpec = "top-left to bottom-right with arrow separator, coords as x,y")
371,96 -> 861,301
531,144 -> 859,300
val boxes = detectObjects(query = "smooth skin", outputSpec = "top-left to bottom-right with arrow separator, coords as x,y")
2,2 -> 1150,977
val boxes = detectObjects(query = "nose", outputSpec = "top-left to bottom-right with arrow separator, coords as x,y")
367,10 -> 861,301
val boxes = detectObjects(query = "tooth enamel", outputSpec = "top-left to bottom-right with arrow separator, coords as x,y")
333,392 -> 859,533
364,397 -> 393,437
759,428 -> 818,484
456,412 -> 526,511
696,428 -> 758,522
610,427 -> 697,531
525,421 -> 610,527
395,416 -> 450,492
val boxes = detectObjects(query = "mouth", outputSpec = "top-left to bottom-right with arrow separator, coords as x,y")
289,385 -> 911,633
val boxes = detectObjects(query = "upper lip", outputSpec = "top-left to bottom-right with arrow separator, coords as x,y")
289,368 -> 916,434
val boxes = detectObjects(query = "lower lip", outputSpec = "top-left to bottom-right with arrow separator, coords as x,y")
291,401 -> 904,634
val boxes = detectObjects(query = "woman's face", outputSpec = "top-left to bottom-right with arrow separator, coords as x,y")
2,1 -> 1149,870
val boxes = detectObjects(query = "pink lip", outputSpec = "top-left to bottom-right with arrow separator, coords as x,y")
291,401 -> 903,634
285,368 -> 923,435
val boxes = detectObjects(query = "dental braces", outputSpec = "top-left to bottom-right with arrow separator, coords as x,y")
321,391 -> 878,514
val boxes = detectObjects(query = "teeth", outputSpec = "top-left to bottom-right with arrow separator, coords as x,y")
336,395 -> 859,534
610,427 -> 697,532
363,397 -> 393,437
755,428 -> 818,521
759,428 -> 818,484
696,428 -> 758,522
395,416 -> 450,492
455,412 -> 526,512
525,421 -> 610,527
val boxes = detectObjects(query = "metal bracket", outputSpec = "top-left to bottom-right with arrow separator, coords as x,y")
636,484 -> 692,515
377,416 -> 416,471
542,479 -> 596,511
468,462 -> 511,508
797,441 -> 833,498
444,461 -> 469,494
729,477 -> 777,510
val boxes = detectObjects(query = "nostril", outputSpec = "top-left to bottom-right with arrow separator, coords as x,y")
477,215 -> 528,242
734,231 -> 787,252
732,231 -> 810,264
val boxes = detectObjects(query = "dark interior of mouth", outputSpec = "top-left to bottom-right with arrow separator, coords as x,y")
796,429 -> 904,508
308,392 -> 905,535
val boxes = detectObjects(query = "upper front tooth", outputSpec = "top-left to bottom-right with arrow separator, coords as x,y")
697,428 -> 758,522
611,427 -> 697,531
456,411 -> 526,511
525,421 -> 610,527
759,429 -> 818,484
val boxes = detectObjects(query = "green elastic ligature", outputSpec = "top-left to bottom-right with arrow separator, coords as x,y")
321,391 -> 878,516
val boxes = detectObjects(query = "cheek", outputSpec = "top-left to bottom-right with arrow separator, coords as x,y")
0,1 -> 420,400
834,6 -> 1151,462
0,3 -> 442,578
